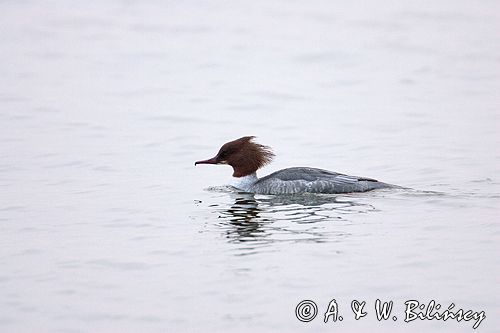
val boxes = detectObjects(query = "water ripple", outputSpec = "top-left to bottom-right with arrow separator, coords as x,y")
203,192 -> 375,246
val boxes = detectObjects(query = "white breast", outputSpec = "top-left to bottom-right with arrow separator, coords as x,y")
230,173 -> 258,192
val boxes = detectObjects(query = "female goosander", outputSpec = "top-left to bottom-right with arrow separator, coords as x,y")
195,136 -> 397,194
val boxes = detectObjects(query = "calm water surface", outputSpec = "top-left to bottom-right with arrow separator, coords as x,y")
1,1 -> 499,332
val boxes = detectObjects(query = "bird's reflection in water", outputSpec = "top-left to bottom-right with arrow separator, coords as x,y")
216,194 -> 269,244
213,191 -> 377,247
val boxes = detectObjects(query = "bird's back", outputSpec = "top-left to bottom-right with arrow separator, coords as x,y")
251,167 -> 394,194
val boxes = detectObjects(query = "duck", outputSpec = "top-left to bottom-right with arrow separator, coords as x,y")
195,136 -> 398,194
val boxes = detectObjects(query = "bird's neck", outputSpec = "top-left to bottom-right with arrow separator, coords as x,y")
230,172 -> 258,192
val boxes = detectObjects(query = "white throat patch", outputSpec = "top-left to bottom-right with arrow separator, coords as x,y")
230,173 -> 258,192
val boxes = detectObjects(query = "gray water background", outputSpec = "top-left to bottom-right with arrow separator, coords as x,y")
1,1 -> 499,332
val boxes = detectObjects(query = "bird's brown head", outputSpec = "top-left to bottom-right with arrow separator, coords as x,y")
195,136 -> 275,177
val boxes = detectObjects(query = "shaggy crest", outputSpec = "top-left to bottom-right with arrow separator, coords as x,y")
195,136 -> 274,177
216,136 -> 274,177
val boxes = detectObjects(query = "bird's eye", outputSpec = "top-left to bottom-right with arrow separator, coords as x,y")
218,151 -> 228,159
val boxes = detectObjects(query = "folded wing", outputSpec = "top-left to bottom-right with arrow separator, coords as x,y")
252,167 -> 392,194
